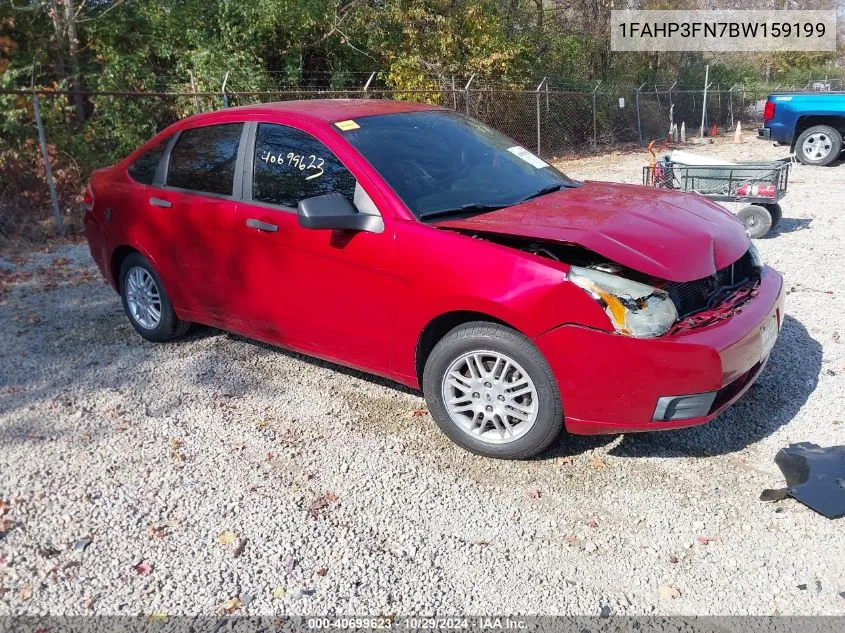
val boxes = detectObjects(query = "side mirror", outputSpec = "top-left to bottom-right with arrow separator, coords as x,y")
297,192 -> 379,232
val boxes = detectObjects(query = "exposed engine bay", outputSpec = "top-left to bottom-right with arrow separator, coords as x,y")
450,229 -> 762,334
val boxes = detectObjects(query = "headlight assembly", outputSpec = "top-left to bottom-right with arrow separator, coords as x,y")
567,266 -> 678,338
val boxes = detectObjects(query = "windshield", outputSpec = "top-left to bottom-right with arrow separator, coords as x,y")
340,110 -> 576,219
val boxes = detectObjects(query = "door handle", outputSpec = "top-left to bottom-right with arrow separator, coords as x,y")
149,197 -> 172,208
246,218 -> 279,233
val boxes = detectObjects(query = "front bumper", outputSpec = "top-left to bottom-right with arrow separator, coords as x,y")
534,267 -> 784,434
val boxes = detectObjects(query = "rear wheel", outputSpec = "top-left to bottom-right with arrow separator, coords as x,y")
422,322 -> 563,459
737,205 -> 772,239
795,125 -> 842,166
761,203 -> 783,229
119,252 -> 189,342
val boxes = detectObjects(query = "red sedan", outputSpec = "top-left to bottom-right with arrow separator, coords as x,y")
83,99 -> 784,459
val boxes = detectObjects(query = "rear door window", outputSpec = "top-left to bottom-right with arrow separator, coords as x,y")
252,123 -> 356,208
128,137 -> 170,185
167,123 -> 243,196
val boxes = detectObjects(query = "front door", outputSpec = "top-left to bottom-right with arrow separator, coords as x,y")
236,121 -> 398,375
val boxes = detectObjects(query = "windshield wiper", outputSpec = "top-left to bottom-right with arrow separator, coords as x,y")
517,183 -> 569,203
418,202 -> 507,221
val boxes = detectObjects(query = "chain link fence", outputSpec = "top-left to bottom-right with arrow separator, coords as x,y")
1,79 -> 772,240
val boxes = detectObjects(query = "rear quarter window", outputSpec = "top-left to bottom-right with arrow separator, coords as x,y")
128,137 -> 170,185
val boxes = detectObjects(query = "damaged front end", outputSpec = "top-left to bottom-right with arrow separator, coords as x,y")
664,248 -> 762,334
451,230 -> 762,337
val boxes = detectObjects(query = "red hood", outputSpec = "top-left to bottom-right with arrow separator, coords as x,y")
432,181 -> 750,283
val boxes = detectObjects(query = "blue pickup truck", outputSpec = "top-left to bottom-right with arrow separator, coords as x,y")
758,92 -> 845,166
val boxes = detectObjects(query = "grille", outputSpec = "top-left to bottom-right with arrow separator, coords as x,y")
666,250 -> 759,319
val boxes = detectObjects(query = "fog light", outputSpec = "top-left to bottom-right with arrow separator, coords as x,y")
652,392 -> 718,421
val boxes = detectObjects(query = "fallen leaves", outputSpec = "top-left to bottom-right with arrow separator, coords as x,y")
147,523 -> 170,540
18,585 -> 33,601
316,567 -> 328,576
134,561 -> 153,576
408,408 -> 427,417
169,438 -> 185,466
217,530 -> 239,545
0,518 -> 15,536
696,536 -> 713,545
658,584 -> 681,600
233,538 -> 249,558
309,491 -> 338,519
149,612 -> 169,622
526,488 -> 541,499
589,456 -> 608,469
669,554 -> 679,564
587,519 -> 599,529
219,597 -> 242,614
272,586 -> 287,600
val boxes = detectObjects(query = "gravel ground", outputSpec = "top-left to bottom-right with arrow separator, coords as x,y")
1,137 -> 844,617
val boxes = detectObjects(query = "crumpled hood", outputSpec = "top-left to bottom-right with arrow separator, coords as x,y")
432,180 -> 750,283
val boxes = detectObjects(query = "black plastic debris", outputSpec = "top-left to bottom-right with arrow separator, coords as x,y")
761,443 -> 845,519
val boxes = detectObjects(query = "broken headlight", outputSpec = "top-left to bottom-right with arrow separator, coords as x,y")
567,266 -> 678,338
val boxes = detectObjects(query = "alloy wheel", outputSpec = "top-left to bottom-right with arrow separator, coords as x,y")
441,350 -> 539,444
802,133 -> 832,161
125,266 -> 162,330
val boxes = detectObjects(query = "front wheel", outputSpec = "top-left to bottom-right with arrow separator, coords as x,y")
422,322 -> 563,459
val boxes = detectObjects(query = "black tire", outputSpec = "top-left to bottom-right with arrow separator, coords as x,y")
761,203 -> 783,229
422,321 -> 563,459
737,205 -> 772,239
119,252 -> 189,342
794,125 -> 842,166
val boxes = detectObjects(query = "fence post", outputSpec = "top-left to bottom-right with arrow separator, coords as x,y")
362,71 -> 376,97
729,84 -> 737,130
591,80 -> 602,151
189,71 -> 201,113
535,77 -> 547,156
31,93 -> 64,237
221,70 -> 231,108
667,80 -> 676,131
464,74 -> 475,115
700,64 -> 710,139
635,82 -> 646,147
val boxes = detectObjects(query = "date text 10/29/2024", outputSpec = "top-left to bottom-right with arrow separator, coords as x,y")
306,617 -> 528,630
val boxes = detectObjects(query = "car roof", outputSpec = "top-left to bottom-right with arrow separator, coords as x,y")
187,99 -> 444,126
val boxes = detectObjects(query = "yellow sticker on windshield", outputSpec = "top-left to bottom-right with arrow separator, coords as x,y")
334,120 -> 360,131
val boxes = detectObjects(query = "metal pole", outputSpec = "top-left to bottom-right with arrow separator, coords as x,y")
729,84 -> 737,130
464,74 -> 475,115
668,80 -> 676,131
535,77 -> 547,156
221,70 -> 231,108
362,71 -> 376,94
189,71 -> 200,113
700,64 -> 710,139
592,80 -> 601,151
32,94 -> 64,236
635,82 -> 645,147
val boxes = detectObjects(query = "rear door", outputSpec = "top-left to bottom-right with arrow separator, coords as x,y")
146,122 -> 248,325
235,121 -> 398,373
